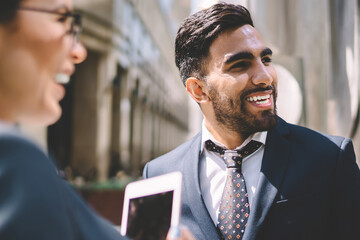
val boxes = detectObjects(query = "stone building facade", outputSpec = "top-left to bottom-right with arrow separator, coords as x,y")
23,0 -> 191,182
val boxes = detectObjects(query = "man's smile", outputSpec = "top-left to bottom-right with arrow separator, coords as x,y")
245,90 -> 274,109
246,93 -> 270,103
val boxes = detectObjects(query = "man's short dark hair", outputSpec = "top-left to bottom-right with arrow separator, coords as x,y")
175,2 -> 254,85
0,0 -> 22,23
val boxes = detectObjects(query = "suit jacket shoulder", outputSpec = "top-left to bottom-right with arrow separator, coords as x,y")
285,119 -> 346,144
256,118 -> 360,240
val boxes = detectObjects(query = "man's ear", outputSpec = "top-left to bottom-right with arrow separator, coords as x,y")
185,77 -> 209,104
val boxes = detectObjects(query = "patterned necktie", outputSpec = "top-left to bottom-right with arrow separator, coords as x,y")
205,140 -> 262,240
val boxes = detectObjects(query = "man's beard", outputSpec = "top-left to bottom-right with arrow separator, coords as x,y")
208,85 -> 278,136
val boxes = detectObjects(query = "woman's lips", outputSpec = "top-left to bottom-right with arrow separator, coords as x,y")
54,73 -> 71,84
54,66 -> 75,84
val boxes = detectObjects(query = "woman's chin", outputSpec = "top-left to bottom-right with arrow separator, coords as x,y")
20,106 -> 62,126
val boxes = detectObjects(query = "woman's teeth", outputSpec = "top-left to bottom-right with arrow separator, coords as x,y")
246,94 -> 270,104
54,73 -> 70,84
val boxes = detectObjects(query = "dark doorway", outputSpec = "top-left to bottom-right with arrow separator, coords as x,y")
108,66 -> 127,177
47,73 -> 75,174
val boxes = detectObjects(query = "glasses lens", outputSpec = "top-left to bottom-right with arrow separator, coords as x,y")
18,7 -> 82,42
69,13 -> 82,42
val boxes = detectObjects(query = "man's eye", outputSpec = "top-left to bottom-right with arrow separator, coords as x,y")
229,61 -> 250,71
262,57 -> 272,64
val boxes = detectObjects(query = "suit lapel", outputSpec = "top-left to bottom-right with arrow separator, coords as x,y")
182,133 -> 221,240
243,118 -> 291,240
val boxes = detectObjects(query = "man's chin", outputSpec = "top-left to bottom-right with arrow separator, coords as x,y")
255,111 -> 278,130
213,102 -> 278,135
243,110 -> 278,134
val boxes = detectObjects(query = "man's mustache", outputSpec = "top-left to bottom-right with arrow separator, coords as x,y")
241,85 -> 276,98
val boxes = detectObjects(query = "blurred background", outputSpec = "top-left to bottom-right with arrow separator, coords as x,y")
20,0 -> 359,185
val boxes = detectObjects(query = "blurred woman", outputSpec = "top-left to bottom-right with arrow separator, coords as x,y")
0,0 -> 195,240
0,0 -> 125,239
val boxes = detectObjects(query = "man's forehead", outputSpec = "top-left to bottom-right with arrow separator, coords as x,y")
209,25 -> 267,60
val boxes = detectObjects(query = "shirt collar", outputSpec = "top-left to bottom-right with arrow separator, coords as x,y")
200,120 -> 267,153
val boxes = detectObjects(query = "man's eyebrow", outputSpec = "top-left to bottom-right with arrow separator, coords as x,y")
223,48 -> 273,66
224,51 -> 254,65
261,48 -> 273,57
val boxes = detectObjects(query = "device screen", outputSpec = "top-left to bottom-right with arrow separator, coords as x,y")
125,190 -> 174,240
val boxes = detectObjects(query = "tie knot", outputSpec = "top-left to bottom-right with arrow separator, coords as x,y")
205,140 -> 225,155
205,140 -> 262,168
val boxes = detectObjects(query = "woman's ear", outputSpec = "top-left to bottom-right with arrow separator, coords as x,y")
0,27 -> 4,53
0,25 -> 8,55
185,77 -> 209,104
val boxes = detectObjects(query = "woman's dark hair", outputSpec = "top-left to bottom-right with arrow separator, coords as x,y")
0,0 -> 22,23
175,2 -> 254,85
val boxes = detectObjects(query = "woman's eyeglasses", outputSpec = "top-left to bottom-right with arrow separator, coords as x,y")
18,6 -> 82,42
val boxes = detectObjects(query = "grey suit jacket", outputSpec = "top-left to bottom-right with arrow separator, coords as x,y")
143,118 -> 360,240
0,124 -> 126,240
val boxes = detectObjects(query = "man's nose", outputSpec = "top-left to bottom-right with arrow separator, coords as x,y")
251,63 -> 273,86
70,41 -> 87,64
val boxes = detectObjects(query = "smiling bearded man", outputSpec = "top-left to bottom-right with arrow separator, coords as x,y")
143,3 -> 360,240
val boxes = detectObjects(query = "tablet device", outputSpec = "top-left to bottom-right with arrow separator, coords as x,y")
120,171 -> 183,240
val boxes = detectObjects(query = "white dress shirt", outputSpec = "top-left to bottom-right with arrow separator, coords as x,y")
199,122 -> 267,224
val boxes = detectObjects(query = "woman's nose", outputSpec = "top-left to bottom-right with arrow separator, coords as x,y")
70,41 -> 87,64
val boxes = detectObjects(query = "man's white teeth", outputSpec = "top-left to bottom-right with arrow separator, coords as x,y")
55,73 -> 70,84
246,94 -> 270,103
